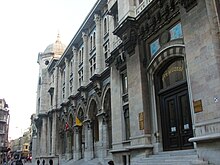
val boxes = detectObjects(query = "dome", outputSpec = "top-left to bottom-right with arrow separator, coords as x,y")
44,33 -> 66,56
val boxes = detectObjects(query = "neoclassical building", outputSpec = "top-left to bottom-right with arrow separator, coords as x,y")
33,0 -> 220,164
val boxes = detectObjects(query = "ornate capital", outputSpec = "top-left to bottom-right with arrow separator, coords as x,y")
94,14 -> 101,24
72,46 -> 78,57
82,32 -> 88,42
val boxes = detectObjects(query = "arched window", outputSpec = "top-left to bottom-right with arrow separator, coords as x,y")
93,32 -> 96,48
79,50 -> 82,64
90,36 -> 93,50
104,18 -> 107,34
161,59 -> 186,89
82,47 -> 84,62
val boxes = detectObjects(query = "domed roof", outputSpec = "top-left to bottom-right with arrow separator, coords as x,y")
44,33 -> 66,56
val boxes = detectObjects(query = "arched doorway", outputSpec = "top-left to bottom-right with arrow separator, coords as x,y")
67,114 -> 74,159
88,100 -> 99,157
77,108 -> 85,159
103,89 -> 112,149
156,58 -> 193,151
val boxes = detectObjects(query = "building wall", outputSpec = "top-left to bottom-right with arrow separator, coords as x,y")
33,0 -> 220,165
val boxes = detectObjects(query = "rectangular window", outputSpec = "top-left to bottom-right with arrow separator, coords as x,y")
89,56 -> 96,76
123,155 -> 127,165
121,72 -> 128,94
78,69 -> 83,86
124,107 -> 130,140
170,23 -> 183,40
150,39 -> 160,56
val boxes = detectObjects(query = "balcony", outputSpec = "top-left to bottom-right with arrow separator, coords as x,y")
136,0 -> 153,16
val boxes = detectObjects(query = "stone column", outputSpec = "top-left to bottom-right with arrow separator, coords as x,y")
74,127 -> 82,160
32,130 -> 37,163
72,46 -> 79,94
39,69 -> 49,113
47,117 -> 50,155
51,112 -> 57,155
40,117 -> 47,156
57,68 -> 62,107
94,14 -> 103,74
65,58 -> 70,101
98,113 -> 108,161
53,67 -> 58,109
84,121 -> 93,161
82,32 -> 89,86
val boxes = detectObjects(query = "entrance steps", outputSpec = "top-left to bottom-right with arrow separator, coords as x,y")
63,158 -> 103,165
133,149 -> 209,165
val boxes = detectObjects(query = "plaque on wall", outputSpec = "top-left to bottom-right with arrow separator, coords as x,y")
193,99 -> 203,113
139,112 -> 144,130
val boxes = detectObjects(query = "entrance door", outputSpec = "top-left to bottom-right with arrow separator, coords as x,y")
160,87 -> 193,151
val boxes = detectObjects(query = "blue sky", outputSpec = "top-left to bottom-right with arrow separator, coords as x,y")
0,0 -> 97,140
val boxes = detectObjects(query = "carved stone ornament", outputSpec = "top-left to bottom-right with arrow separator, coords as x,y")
138,0 -> 179,40
180,0 -> 197,12
159,30 -> 170,45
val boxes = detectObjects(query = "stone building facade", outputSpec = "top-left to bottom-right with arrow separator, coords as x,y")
0,99 -> 10,163
33,0 -> 220,164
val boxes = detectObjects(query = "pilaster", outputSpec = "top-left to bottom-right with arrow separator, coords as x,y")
94,14 -> 103,74
82,32 -> 90,86
84,121 -> 94,161
72,46 -> 79,95
65,57 -> 70,101
51,112 -> 57,155
74,126 -> 82,160
40,117 -> 47,156
98,113 -> 108,160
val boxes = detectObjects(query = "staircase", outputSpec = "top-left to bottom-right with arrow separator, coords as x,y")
133,149 -> 209,165
63,158 -> 103,165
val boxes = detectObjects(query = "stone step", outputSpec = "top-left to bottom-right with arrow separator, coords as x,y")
133,149 -> 209,165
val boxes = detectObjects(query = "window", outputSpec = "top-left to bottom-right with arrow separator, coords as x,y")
104,18 -> 108,34
70,61 -> 73,76
90,56 -> 96,76
79,50 -> 82,64
124,106 -> 130,140
161,59 -> 186,89
104,43 -> 109,60
62,70 -> 65,99
93,32 -> 96,48
79,48 -> 84,64
62,87 -> 65,99
78,69 -> 83,86
123,155 -> 127,165
69,78 -> 73,93
121,72 -> 128,94
90,36 -> 93,50
82,47 -> 84,62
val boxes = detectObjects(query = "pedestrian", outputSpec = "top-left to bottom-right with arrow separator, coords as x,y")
37,160 -> 40,165
42,160 -> 45,165
49,159 -> 53,165
15,159 -> 23,165
108,160 -> 114,165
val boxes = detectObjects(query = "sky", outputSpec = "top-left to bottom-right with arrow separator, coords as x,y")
0,0 -> 97,140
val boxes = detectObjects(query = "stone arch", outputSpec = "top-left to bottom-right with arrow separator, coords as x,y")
147,45 -> 185,74
101,84 -> 112,149
87,98 -> 99,142
146,44 -> 193,152
66,114 -> 74,159
87,94 -> 101,118
60,118 -> 66,154
75,106 -> 85,159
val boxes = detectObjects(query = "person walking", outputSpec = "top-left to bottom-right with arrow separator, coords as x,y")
108,160 -> 114,165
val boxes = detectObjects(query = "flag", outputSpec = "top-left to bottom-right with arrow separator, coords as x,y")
75,116 -> 82,126
65,122 -> 69,131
